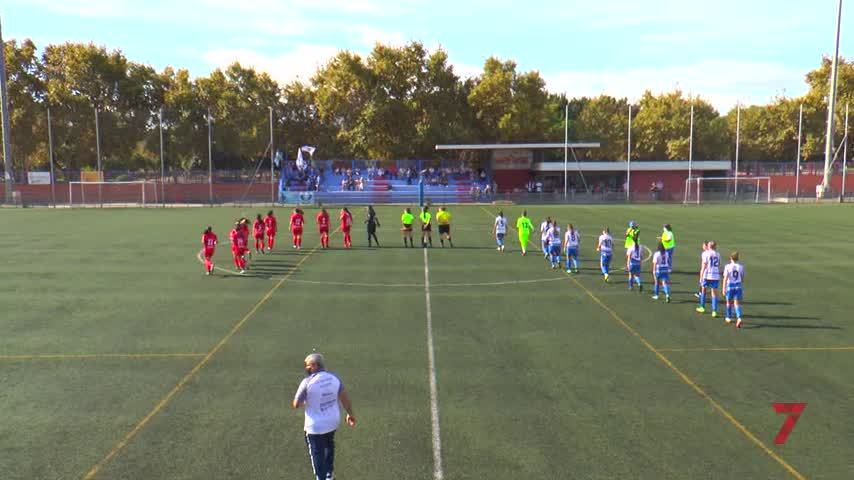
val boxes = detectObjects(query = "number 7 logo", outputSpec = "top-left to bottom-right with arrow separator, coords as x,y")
772,403 -> 807,445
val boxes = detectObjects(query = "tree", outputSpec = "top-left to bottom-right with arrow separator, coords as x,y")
576,95 -> 629,160
467,57 -> 552,143
633,91 -> 726,161
4,39 -> 46,172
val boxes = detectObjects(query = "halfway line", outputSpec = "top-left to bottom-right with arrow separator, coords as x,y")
83,240 -> 327,479
423,248 -> 445,480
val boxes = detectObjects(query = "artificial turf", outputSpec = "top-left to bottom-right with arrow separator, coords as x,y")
0,204 -> 852,479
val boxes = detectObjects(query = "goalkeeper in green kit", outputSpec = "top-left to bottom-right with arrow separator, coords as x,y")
516,211 -> 534,256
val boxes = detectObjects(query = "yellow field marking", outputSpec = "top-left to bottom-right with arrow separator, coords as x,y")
83,232 -> 334,479
0,353 -> 204,360
478,206 -> 806,480
660,346 -> 854,353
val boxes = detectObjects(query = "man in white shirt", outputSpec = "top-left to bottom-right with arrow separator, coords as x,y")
293,353 -> 356,480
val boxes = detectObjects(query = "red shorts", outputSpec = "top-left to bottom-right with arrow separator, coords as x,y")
254,233 -> 264,240
204,248 -> 215,258
292,228 -> 303,236
319,227 -> 329,235
266,230 -> 276,237
342,227 -> 351,234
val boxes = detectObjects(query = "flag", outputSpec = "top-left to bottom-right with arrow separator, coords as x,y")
274,150 -> 283,168
296,148 -> 307,171
300,146 -> 316,157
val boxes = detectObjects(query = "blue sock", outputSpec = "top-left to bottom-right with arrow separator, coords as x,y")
566,259 -> 571,269
635,276 -> 642,287
726,304 -> 733,318
654,282 -> 660,296
735,305 -> 742,318
663,284 -> 670,297
699,291 -> 706,307
711,296 -> 718,312
628,276 -> 633,287
573,259 -> 579,270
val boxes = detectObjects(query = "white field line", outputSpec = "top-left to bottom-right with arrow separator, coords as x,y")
423,248 -> 445,480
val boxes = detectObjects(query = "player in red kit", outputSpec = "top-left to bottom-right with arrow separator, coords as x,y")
229,223 -> 248,274
317,208 -> 331,248
253,214 -> 266,253
340,207 -> 353,248
290,208 -> 305,249
238,217 -> 252,263
264,210 -> 277,250
201,226 -> 218,275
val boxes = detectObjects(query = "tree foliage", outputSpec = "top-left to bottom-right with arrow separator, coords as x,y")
3,38 -> 854,173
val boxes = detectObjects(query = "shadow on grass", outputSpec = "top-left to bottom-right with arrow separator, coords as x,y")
343,245 -> 496,251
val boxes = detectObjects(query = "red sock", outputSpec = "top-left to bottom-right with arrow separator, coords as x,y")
297,236 -> 302,247
204,258 -> 212,272
233,255 -> 240,268
344,233 -> 351,247
268,237 -> 275,249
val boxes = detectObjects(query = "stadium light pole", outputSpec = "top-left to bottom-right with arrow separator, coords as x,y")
207,108 -> 213,205
47,106 -> 56,207
796,104 -> 804,201
821,0 -> 844,197
0,15 -> 14,204
842,103 -> 849,201
735,102 -> 741,198
626,104 -> 632,202
563,101 -> 568,200
688,102 -> 694,181
269,106 -> 275,205
95,105 -> 102,205
159,106 -> 165,207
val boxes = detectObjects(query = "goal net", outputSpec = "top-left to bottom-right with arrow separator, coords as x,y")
684,176 -> 771,204
69,181 -> 159,207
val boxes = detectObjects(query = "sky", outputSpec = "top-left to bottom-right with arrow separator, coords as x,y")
3,0 -> 852,113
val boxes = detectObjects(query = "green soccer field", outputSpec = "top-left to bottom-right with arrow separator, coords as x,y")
2,204 -> 853,480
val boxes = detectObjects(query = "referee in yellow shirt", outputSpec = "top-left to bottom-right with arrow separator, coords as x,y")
420,206 -> 433,248
436,207 -> 454,248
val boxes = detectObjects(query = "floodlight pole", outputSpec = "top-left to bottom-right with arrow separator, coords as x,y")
207,108 -> 213,204
796,104 -> 803,201
159,106 -> 165,206
95,106 -> 102,205
626,104 -> 632,202
47,106 -> 56,206
0,16 -> 14,204
842,103 -> 849,202
821,0 -> 844,197
735,103 -> 741,198
563,102 -> 568,200
688,102 -> 694,181
269,106 -> 275,205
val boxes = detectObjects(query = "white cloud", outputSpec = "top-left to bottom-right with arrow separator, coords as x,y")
545,60 -> 807,113
349,25 -> 406,47
203,45 -> 340,84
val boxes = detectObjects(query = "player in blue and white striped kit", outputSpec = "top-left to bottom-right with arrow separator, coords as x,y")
540,218 -> 552,259
548,223 -> 562,269
651,242 -> 672,303
596,228 -> 613,282
723,251 -> 745,328
696,241 -> 722,317
564,224 -> 581,273
626,234 -> 643,292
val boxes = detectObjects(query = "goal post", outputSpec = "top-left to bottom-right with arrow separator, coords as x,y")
684,176 -> 771,204
69,181 -> 159,207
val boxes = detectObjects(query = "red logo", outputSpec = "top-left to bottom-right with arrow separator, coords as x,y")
772,403 -> 807,445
